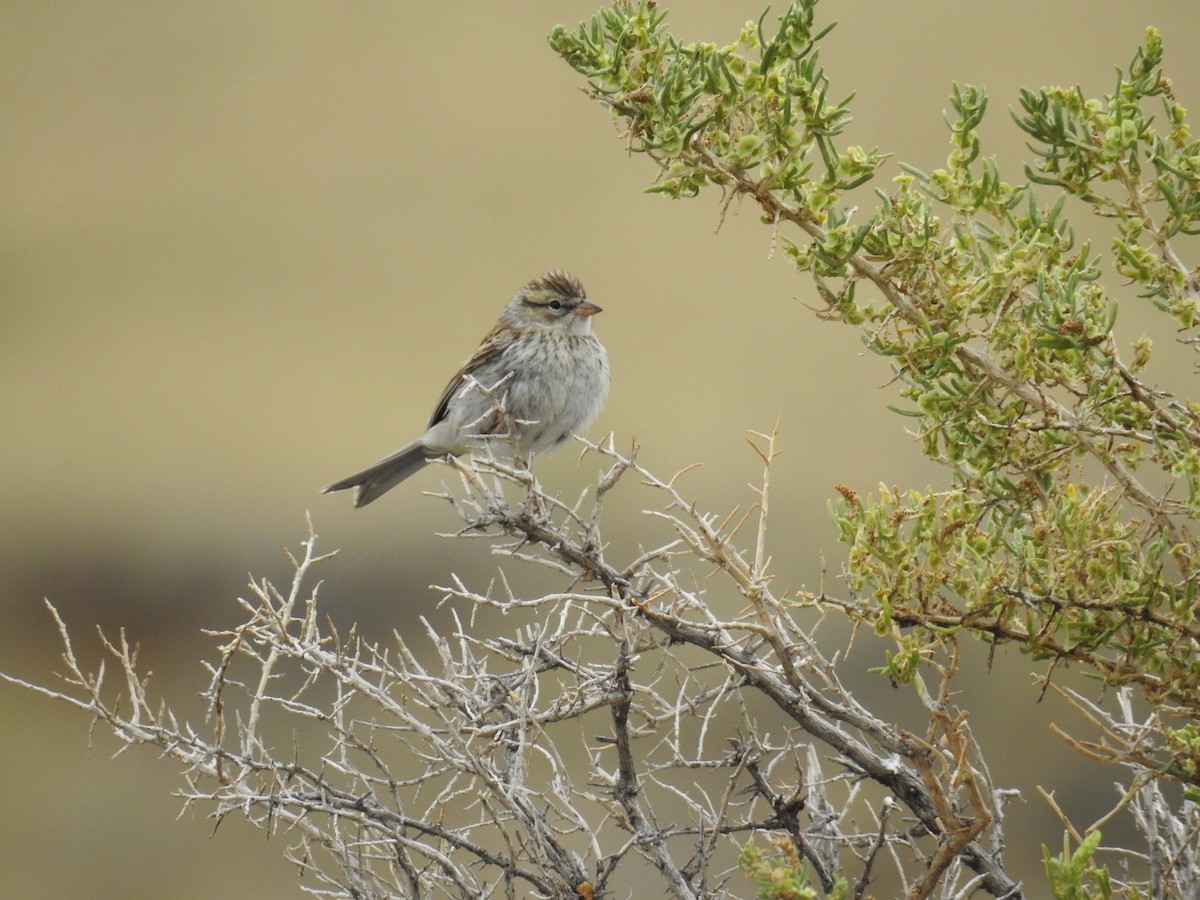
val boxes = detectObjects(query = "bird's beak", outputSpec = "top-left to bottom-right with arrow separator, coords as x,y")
574,300 -> 603,317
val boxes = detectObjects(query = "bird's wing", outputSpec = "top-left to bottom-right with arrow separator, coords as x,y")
427,324 -> 510,429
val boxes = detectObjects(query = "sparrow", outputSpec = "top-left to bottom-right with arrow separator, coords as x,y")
324,270 -> 609,507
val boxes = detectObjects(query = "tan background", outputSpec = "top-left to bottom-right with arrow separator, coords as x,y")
3,2 -> 1197,896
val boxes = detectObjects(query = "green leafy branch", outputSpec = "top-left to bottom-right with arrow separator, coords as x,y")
551,0 -> 1200,786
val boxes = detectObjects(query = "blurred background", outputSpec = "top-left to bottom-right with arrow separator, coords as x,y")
3,2 -> 1197,896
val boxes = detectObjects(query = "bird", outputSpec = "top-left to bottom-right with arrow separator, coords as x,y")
324,270 -> 609,507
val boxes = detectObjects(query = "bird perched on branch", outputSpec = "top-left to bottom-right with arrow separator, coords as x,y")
324,270 -> 609,507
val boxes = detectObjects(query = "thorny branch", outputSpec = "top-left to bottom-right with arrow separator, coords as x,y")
442,432 -> 1016,899
5,439 -> 1198,897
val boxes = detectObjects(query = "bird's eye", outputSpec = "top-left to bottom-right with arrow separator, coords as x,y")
548,300 -> 562,310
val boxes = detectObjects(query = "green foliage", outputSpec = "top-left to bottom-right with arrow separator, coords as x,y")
1043,832 -> 1117,900
738,839 -> 848,900
551,0 -> 1200,796
547,0 -> 886,213
1014,27 -> 1200,321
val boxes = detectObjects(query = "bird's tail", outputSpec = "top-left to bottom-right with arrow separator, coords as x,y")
323,441 -> 430,507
